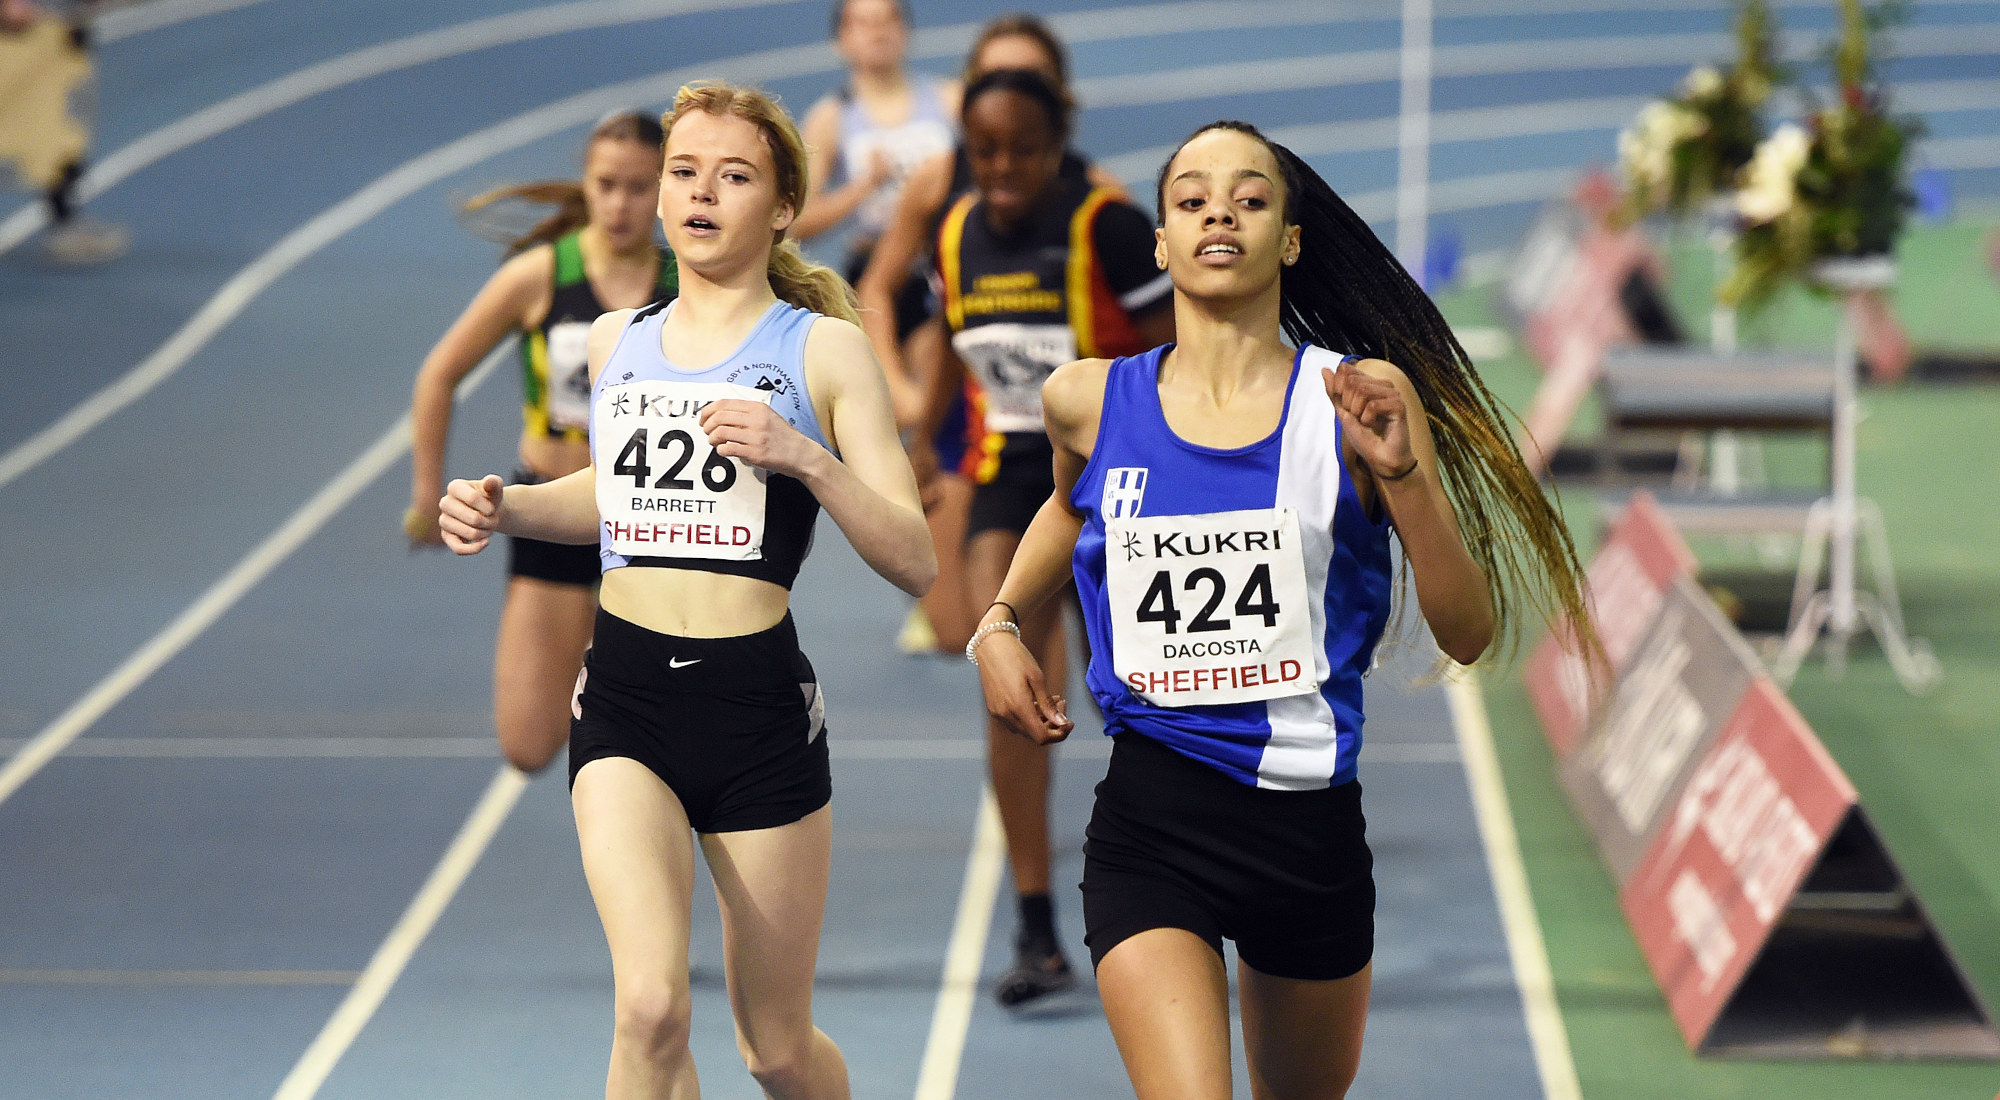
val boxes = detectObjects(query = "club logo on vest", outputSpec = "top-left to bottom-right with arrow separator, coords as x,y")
1103,467 -> 1148,519
728,363 -> 791,395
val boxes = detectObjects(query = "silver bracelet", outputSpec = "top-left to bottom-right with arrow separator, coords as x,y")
964,619 -> 1022,665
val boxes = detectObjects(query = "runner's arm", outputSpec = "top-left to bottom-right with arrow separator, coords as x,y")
751,317 -> 935,595
408,248 -> 547,542
972,358 -> 1110,742
791,96 -> 888,241
1329,359 -> 1494,663
436,305 -> 626,553
855,148 -> 951,413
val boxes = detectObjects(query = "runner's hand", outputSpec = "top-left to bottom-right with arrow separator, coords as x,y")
404,498 -> 445,549
439,474 -> 505,554
976,630 -> 1073,745
1323,366 -> 1417,483
700,399 -> 822,479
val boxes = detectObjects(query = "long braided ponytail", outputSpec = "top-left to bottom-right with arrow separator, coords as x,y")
1158,121 -> 1597,662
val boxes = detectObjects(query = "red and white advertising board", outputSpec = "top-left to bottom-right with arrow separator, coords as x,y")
1550,574 -> 1999,1057
1621,678 -> 1855,1048
1524,491 -> 1697,759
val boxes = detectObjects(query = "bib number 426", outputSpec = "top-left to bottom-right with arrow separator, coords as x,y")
612,427 -> 739,493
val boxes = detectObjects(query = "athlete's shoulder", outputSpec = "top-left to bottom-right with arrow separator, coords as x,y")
1044,357 -> 1114,424
801,94 -> 843,141
493,241 -> 555,290
801,312 -> 874,369
589,307 -> 641,347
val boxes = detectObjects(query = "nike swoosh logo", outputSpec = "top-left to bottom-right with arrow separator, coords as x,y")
669,657 -> 701,669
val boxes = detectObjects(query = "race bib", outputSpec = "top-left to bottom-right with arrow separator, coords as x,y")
950,322 -> 1075,434
546,321 -> 594,432
1104,507 -> 1320,707
593,379 -> 768,560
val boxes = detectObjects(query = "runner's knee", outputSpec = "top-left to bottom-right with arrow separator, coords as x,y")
738,1031 -> 814,1098
612,979 -> 692,1059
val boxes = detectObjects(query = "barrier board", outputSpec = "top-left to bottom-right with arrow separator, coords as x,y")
1551,574 -> 2000,1057
1523,491 -> 1697,759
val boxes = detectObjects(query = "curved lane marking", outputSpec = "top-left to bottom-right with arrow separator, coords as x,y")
0,0 -> 801,255
28,0 -> 2000,255
96,0 -> 280,41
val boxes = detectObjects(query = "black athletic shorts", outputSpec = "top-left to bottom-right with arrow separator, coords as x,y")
966,432 -> 1054,538
568,610 -> 831,834
1081,732 -> 1375,982
506,468 -> 600,586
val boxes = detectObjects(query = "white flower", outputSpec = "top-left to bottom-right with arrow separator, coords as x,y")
1618,100 -> 1706,195
1681,65 -> 1724,99
1736,124 -> 1812,223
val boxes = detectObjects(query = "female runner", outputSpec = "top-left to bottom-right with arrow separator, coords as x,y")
437,83 -> 934,1099
407,110 -> 676,773
933,68 -> 1173,1007
862,14 -> 1123,658
792,0 -> 958,257
971,121 -> 1595,1097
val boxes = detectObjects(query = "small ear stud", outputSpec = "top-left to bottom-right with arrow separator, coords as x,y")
1283,254 -> 1298,266
1156,256 -> 1168,270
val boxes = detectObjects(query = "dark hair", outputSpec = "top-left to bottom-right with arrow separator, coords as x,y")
1156,120 -> 1598,663
829,0 -> 910,37
462,110 -> 666,255
963,13 -> 1069,88
960,67 -> 1073,144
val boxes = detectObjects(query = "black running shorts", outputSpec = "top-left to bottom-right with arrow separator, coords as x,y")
1081,732 -> 1375,982
966,432 -> 1056,538
568,610 -> 831,834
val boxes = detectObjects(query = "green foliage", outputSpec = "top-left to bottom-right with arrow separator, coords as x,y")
1722,0 -> 1921,311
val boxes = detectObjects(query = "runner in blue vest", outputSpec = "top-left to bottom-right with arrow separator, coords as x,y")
969,121 -> 1596,1099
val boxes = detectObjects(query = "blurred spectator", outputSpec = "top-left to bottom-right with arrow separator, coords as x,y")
0,0 -> 127,264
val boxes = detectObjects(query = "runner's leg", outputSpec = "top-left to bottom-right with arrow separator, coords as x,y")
572,758 -> 702,1100
703,806 -> 851,1100
1097,928 -> 1233,1100
494,576 -> 594,772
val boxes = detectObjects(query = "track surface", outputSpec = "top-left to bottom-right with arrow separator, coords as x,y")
3,1 -> 1998,1097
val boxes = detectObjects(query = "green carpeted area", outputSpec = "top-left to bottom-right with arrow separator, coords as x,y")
1433,216 -> 2000,1099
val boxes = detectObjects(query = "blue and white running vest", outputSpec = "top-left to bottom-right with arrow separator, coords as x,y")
1072,344 -> 1394,790
591,300 -> 830,587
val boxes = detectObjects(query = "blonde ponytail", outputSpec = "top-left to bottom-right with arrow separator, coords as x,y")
770,240 -> 861,324
664,81 -> 862,324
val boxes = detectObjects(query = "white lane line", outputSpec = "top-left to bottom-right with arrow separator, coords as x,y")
0,39 -> 854,493
0,737 -> 499,758
0,734 -> 1463,762
0,0 -> 799,256
1396,0 -> 1433,279
1443,670 -> 1582,1100
96,0 -> 278,41
0,968 -> 359,985
269,764 -> 529,1100
1078,21 -> 2000,114
912,787 -> 1006,1100
0,341 -> 509,810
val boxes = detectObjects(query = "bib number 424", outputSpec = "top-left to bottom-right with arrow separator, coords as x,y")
1105,507 -> 1320,707
1135,564 -> 1282,635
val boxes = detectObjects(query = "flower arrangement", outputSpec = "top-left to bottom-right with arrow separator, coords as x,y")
1616,0 -> 1780,222
1721,0 -> 1922,311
